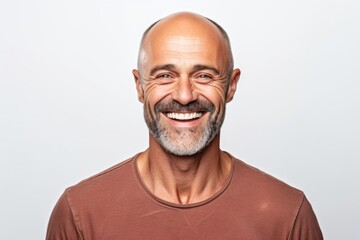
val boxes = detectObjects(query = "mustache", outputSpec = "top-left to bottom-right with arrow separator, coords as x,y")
155,100 -> 215,113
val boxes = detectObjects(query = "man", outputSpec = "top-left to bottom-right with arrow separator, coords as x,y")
46,12 -> 323,239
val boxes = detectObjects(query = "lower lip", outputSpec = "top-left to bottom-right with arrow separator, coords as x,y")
162,113 -> 207,128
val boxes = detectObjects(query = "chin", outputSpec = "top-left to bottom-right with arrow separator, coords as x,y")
156,126 -> 218,157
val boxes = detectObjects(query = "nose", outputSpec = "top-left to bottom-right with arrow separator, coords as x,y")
171,76 -> 198,105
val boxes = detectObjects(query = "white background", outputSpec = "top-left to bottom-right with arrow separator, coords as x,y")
1,0 -> 359,239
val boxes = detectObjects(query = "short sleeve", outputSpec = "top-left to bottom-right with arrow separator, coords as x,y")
46,190 -> 82,240
288,196 -> 323,240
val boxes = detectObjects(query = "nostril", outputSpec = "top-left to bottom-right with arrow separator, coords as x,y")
171,81 -> 198,105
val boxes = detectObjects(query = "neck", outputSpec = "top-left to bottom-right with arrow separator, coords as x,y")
136,134 -> 232,204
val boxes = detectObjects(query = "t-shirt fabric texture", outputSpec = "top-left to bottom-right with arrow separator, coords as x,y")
46,153 -> 323,240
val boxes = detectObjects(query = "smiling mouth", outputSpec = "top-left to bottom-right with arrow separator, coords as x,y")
166,112 -> 203,120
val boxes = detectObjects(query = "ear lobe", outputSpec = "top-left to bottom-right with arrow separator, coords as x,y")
133,69 -> 144,103
226,68 -> 241,103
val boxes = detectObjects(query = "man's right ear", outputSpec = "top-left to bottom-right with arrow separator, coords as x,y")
132,69 -> 144,103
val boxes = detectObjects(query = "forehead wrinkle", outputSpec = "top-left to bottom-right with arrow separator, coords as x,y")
154,41 -> 225,68
163,36 -> 221,54
165,36 -> 206,47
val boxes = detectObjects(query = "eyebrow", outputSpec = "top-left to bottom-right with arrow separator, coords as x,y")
150,64 -> 176,76
149,64 -> 220,76
192,64 -> 220,75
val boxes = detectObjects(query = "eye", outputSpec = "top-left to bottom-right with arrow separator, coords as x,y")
198,74 -> 211,79
153,72 -> 177,84
156,73 -> 172,79
193,73 -> 213,83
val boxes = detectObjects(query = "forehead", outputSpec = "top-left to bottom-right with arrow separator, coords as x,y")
148,35 -> 222,58
160,36 -> 207,52
140,16 -> 227,68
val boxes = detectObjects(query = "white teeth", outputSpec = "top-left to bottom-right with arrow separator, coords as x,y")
167,112 -> 202,120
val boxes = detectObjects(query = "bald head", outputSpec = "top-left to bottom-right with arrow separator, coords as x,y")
137,12 -> 234,76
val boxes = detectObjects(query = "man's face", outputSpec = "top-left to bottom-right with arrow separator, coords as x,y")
134,19 -> 239,156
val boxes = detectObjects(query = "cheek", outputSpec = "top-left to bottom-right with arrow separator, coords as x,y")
142,81 -> 175,115
193,82 -> 228,109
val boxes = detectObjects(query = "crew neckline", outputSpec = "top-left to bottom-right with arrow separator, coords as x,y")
132,152 -> 236,209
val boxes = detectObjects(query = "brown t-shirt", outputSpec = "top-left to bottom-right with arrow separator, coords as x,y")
46,154 -> 323,240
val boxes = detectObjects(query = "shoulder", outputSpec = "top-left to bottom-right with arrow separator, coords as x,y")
228,155 -> 306,223
65,154 -> 141,206
46,154 -> 142,239
223,155 -> 323,238
73,155 -> 135,188
232,156 -> 304,200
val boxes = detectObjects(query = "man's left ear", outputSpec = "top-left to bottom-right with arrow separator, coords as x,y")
226,68 -> 241,103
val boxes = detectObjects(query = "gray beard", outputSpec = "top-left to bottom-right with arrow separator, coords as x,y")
144,101 -> 225,156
